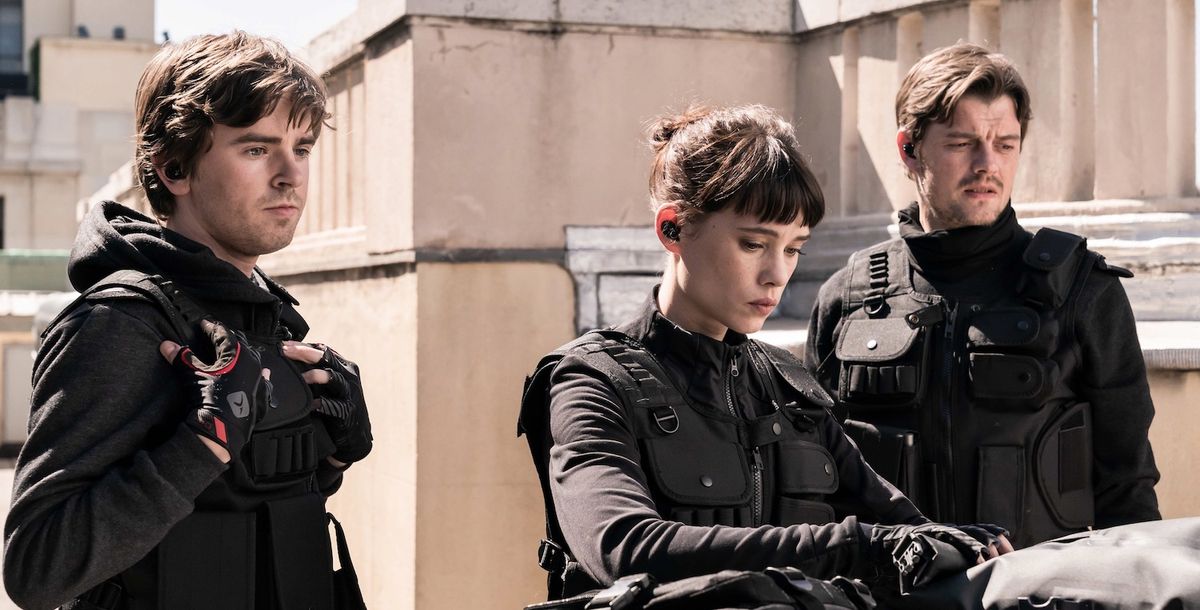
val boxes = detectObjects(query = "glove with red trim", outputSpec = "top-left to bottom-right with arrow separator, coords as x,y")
172,319 -> 269,457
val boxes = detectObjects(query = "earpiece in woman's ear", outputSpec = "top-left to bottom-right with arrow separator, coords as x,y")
165,164 -> 184,181
660,220 -> 681,242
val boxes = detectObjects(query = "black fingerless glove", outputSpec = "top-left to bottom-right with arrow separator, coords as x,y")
310,345 -> 373,464
173,319 -> 268,457
956,522 -> 1009,550
868,522 -> 985,592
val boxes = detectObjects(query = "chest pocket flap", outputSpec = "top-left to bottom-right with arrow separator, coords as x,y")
836,318 -> 919,363
967,307 -> 1040,348
836,318 -> 925,404
644,433 -> 751,506
777,441 -> 839,495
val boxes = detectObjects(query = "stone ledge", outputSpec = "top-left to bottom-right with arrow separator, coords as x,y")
750,319 -> 1200,372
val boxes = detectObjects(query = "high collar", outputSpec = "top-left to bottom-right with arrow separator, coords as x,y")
614,288 -> 754,408
67,201 -> 308,338
617,288 -> 748,361
897,201 -> 1026,283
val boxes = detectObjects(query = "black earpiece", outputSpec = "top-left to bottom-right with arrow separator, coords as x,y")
661,220 -> 681,242
164,164 -> 184,181
903,142 -> 916,158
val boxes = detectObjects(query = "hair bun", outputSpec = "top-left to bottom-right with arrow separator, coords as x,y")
649,105 -> 711,149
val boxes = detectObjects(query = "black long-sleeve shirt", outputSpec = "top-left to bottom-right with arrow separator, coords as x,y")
546,293 -> 926,587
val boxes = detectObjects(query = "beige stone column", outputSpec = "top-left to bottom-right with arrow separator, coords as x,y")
1001,0 -> 1093,202
794,29 -> 847,216
1167,0 -> 1196,197
839,26 -> 860,217
968,0 -> 1001,47
1095,0 -> 1181,199
896,11 -> 924,79
856,16 -> 919,213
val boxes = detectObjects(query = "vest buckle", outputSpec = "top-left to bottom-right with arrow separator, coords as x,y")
651,406 -> 679,434
863,294 -> 887,317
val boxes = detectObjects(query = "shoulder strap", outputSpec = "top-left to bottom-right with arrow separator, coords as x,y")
41,270 -> 206,344
1019,228 -> 1090,309
1093,254 -> 1134,279
516,329 -> 686,598
516,330 -> 623,598
751,339 -> 835,410
844,239 -> 910,318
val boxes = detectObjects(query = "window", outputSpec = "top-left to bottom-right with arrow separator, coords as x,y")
0,0 -> 22,74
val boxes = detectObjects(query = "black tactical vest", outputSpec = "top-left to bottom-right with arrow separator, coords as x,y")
50,271 -> 337,610
520,329 -> 842,599
831,228 -> 1132,548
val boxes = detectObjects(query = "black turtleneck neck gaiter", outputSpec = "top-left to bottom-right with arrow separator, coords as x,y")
897,201 -> 1026,286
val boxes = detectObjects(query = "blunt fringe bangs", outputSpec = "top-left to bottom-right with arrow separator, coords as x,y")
648,104 -> 825,231
134,31 -> 331,218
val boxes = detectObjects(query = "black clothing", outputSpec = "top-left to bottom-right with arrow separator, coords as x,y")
805,203 -> 1161,547
537,291 -> 925,591
3,202 -> 344,610
897,203 -> 1024,283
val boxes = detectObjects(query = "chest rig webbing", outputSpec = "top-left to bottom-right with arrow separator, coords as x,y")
48,270 -> 338,610
520,330 -> 842,599
832,228 -> 1132,548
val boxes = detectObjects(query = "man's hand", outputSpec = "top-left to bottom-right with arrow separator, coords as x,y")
159,320 -> 270,464
868,522 -> 1006,592
282,341 -> 373,465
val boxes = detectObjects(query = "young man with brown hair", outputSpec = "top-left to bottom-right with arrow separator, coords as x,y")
806,42 -> 1160,549
3,32 -> 372,610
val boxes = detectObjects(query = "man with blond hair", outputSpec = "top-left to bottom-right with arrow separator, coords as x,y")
4,32 -> 371,610
806,42 -> 1160,549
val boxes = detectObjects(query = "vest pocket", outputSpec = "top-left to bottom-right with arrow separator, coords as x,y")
1034,402 -> 1095,529
777,441 -> 839,495
976,445 -> 1025,535
968,353 -> 1059,408
777,497 -> 836,526
643,436 -> 751,506
836,318 -> 929,409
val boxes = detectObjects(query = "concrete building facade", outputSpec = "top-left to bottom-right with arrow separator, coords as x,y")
80,0 -> 1200,608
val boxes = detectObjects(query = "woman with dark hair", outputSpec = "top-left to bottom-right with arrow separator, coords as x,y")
522,104 -> 1011,600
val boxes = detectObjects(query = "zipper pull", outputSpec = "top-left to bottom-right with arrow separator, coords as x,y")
730,355 -> 740,377
771,400 -> 780,412
752,447 -> 763,470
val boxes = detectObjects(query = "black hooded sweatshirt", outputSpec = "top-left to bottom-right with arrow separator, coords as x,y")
3,202 -> 342,610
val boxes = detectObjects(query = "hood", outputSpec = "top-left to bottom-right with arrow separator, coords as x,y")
67,201 -> 297,307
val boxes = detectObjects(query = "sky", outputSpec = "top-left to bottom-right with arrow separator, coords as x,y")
154,0 -> 358,51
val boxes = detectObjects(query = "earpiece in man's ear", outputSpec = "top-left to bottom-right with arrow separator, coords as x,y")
903,143 -> 916,158
661,220 -> 681,242
165,164 -> 184,181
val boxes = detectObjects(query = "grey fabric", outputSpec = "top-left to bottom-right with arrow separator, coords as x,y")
895,517 -> 1200,610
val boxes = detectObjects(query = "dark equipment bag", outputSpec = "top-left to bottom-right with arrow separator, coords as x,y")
522,567 -> 877,610
893,517 -> 1200,610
